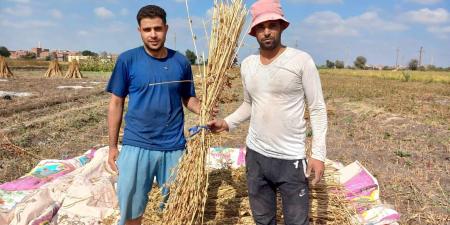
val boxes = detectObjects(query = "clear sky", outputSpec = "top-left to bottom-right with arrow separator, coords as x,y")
1,0 -> 449,67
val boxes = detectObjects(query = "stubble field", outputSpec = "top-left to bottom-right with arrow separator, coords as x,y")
0,68 -> 449,224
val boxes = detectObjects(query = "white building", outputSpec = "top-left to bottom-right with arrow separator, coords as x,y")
68,55 -> 91,62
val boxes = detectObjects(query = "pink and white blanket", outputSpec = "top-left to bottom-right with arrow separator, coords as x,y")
0,146 -> 119,225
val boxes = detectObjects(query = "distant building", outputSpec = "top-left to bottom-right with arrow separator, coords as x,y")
9,50 -> 29,59
7,43 -> 117,62
31,47 -> 42,57
68,55 -> 91,62
366,64 -> 384,70
52,50 -> 72,61
68,51 -> 80,56
39,49 -> 52,59
37,49 -> 50,59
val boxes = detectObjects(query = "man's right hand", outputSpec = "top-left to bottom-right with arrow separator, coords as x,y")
108,146 -> 119,173
207,119 -> 229,133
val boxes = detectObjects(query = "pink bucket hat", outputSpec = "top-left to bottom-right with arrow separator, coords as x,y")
249,0 -> 290,36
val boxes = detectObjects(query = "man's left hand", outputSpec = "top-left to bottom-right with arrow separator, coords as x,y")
306,158 -> 325,185
210,106 -> 219,118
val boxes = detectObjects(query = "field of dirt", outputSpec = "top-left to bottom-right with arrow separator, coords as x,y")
1,69 -> 449,224
0,70 -> 110,182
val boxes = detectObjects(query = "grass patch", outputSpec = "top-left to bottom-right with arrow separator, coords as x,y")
394,149 -> 412,158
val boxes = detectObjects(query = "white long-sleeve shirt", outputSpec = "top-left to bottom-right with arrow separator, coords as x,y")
224,47 -> 327,161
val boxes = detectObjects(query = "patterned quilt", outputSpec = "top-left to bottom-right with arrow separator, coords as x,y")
0,146 -> 399,225
0,146 -> 119,225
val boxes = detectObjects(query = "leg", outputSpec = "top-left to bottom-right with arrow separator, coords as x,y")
278,159 -> 309,225
246,148 -> 277,225
116,145 -> 159,225
156,148 -> 184,210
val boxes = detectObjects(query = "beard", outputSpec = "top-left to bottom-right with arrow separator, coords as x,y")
143,36 -> 166,53
257,36 -> 281,51
144,41 -> 163,52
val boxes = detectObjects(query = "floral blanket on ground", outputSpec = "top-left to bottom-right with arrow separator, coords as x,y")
0,146 -> 400,225
0,146 -> 119,225
208,148 -> 401,225
334,160 -> 400,225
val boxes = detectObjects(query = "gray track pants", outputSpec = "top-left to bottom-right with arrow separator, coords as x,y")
246,147 -> 309,225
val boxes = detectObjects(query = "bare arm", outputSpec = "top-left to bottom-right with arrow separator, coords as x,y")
108,94 -> 125,148
182,96 -> 201,115
107,94 -> 125,172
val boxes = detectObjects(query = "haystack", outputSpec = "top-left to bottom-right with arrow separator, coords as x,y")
44,60 -> 63,78
65,60 -> 83,79
142,161 -> 355,225
0,56 -> 13,78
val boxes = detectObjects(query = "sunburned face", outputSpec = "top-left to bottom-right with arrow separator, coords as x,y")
254,20 -> 283,51
138,17 -> 168,54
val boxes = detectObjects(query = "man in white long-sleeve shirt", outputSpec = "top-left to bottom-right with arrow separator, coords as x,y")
208,0 -> 327,224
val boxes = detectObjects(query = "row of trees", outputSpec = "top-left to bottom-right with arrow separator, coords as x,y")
325,56 -> 367,69
324,56 -> 449,71
3,46 -> 449,71
325,60 -> 345,69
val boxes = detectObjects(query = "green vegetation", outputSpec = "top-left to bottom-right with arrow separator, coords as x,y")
185,49 -> 197,65
81,50 -> 98,57
325,60 -> 344,69
354,56 -> 367,69
0,46 -> 11,57
394,150 -> 412,158
79,58 -> 115,72
21,52 -> 37,60
326,60 -> 335,68
408,59 -> 419,70
335,60 -> 345,69
401,71 -> 411,82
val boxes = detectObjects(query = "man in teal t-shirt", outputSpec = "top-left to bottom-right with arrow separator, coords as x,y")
106,5 -> 202,225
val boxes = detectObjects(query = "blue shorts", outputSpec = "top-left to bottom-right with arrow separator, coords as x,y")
116,145 -> 184,225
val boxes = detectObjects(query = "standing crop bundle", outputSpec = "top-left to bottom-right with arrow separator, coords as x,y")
160,1 -> 247,224
0,56 -> 13,78
308,163 -> 356,224
65,60 -> 83,79
44,60 -> 63,78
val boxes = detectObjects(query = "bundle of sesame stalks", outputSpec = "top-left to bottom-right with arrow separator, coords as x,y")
44,60 -> 63,78
140,159 -> 357,224
160,0 -> 247,224
65,60 -> 83,79
308,161 -> 356,224
0,56 -> 13,78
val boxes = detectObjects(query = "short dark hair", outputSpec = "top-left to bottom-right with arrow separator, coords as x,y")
136,5 -> 167,25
